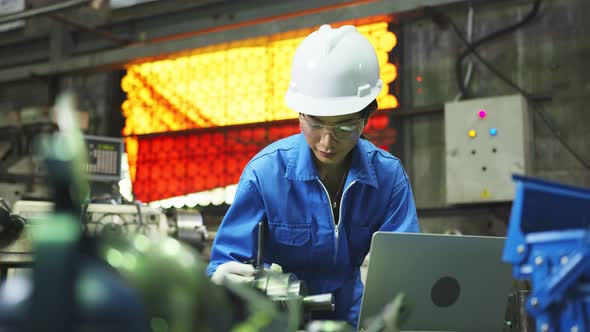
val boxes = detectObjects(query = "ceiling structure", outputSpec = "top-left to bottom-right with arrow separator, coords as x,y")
0,0 -> 496,84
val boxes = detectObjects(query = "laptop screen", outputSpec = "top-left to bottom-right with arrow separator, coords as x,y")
358,232 -> 513,332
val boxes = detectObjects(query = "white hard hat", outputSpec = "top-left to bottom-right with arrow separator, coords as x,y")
285,24 -> 382,117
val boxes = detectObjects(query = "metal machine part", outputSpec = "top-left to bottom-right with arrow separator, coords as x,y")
0,231 -> 253,332
0,200 -> 169,275
250,269 -> 334,329
0,200 -> 24,250
305,293 -> 410,332
166,209 -> 208,252
253,269 -> 335,311
0,90 -> 372,332
503,175 -> 590,332
0,91 -> 296,332
253,269 -> 305,298
256,220 -> 264,268
505,288 -> 534,332
251,220 -> 334,315
12,200 -> 168,237
83,202 -> 169,236
0,200 -> 33,274
306,320 -> 355,332
302,294 -> 335,312
359,293 -> 410,332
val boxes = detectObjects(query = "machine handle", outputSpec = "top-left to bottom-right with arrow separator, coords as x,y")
255,219 -> 265,269
302,293 -> 334,312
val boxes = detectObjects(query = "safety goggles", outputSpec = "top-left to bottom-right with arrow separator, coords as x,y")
299,114 -> 365,141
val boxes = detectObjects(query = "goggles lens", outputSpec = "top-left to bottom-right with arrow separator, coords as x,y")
299,115 -> 364,141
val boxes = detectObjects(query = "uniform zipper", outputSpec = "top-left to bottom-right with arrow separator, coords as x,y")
317,178 -> 358,262
317,179 -> 336,232
337,179 -> 358,239
317,179 -> 339,261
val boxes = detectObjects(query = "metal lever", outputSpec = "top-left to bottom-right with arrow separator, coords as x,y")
255,219 -> 265,269
302,293 -> 335,312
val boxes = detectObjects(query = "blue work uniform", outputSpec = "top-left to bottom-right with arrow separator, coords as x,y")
207,133 -> 419,326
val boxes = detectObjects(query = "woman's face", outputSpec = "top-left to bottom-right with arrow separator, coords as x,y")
299,113 -> 365,167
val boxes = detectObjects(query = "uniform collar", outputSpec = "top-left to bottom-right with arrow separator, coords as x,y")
285,134 -> 379,188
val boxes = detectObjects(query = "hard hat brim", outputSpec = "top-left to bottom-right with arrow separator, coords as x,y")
285,84 -> 382,117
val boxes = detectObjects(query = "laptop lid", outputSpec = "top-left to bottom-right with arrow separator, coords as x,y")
358,232 -> 512,332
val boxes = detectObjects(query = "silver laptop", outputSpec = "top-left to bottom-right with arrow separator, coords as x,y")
358,232 -> 512,332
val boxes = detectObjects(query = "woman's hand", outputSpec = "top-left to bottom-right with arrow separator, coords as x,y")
211,261 -> 256,285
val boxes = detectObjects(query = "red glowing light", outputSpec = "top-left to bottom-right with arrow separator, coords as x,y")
131,112 -> 395,202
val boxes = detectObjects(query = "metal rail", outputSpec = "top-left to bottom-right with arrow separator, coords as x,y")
0,0 -> 103,25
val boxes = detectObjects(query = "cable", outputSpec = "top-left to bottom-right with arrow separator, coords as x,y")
425,2 -> 590,171
455,0 -> 542,99
428,6 -> 533,99
455,3 -> 475,101
533,106 -> 590,170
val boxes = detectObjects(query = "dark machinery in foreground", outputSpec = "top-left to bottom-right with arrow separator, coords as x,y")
0,91 -> 405,332
503,175 -> 590,332
0,91 -> 289,332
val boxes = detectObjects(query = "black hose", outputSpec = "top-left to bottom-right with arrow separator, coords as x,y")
455,0 -> 542,98
426,1 -> 590,170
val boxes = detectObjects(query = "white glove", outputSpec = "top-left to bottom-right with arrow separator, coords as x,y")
211,261 -> 256,285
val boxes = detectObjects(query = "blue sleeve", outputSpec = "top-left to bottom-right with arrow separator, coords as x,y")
206,168 -> 266,276
379,164 -> 420,233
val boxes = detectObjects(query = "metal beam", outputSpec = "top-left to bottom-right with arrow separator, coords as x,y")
107,0 -> 225,24
0,0 -> 470,83
49,13 -> 134,46
0,0 -> 100,25
0,0 -> 219,48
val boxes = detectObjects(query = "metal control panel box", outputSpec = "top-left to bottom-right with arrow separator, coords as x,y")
445,94 -> 532,204
84,135 -> 124,182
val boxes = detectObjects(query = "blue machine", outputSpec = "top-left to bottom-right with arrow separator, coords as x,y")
503,175 -> 590,332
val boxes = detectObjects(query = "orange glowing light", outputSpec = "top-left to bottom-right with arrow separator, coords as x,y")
121,19 -> 401,195
121,20 -> 399,136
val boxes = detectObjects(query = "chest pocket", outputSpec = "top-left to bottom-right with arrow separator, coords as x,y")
266,221 -> 311,269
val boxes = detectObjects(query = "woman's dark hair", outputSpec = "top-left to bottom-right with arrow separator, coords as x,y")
360,99 -> 378,140
360,99 -> 378,122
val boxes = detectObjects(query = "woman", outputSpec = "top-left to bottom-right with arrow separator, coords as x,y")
207,24 -> 419,326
